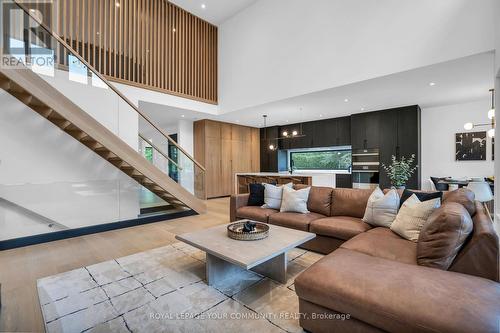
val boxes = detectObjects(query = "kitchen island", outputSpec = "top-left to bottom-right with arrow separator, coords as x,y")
234,172 -> 349,194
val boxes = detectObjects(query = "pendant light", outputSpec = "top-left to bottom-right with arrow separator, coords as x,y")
463,89 -> 495,138
263,115 -> 277,151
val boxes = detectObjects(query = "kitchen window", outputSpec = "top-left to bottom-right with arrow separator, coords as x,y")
289,148 -> 352,171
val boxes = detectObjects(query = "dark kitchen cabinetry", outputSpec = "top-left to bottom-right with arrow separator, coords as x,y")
313,117 -> 351,147
336,174 -> 353,188
352,106 -> 421,190
351,112 -> 380,150
260,107 -> 420,189
277,117 -> 350,150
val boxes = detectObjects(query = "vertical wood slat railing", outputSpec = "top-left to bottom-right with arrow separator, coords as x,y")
53,0 -> 217,104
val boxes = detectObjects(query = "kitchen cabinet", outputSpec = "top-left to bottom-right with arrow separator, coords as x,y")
194,120 -> 260,198
336,174 -> 353,188
351,112 -> 380,150
352,106 -> 421,189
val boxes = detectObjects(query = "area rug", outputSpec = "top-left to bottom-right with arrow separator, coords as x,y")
37,242 -> 324,333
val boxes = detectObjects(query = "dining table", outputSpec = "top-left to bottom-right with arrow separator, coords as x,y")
438,178 -> 494,194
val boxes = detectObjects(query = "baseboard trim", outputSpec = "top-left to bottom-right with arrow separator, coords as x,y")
0,210 -> 197,250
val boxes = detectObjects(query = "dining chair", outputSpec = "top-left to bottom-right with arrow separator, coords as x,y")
466,181 -> 494,219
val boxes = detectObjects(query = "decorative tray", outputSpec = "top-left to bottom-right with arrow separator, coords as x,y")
227,220 -> 269,241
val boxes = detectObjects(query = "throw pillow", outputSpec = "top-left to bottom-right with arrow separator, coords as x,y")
362,187 -> 400,227
390,194 -> 441,242
442,188 -> 476,216
400,189 -> 443,208
417,202 -> 473,270
280,186 -> 311,213
247,183 -> 265,206
262,183 -> 293,210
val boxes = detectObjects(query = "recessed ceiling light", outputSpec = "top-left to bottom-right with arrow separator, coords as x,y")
319,114 -> 323,117
201,3 -> 206,9
181,114 -> 185,118
361,107 -> 365,111
344,98 -> 349,102
429,82 -> 436,86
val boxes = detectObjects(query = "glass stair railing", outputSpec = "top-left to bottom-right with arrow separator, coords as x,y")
0,1 -> 207,216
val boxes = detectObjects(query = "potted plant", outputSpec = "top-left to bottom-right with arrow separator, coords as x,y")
382,154 -> 418,190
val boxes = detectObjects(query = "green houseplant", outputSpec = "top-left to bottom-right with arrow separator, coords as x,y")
382,154 -> 418,189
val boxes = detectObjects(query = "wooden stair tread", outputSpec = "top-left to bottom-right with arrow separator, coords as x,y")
0,69 -> 195,212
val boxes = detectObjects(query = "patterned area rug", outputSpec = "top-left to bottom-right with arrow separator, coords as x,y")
37,242 -> 324,333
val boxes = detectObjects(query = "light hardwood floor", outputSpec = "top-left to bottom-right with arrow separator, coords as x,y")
0,197 -> 230,333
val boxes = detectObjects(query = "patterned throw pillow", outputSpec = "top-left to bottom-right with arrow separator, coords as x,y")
390,194 -> 441,242
280,186 -> 311,213
362,187 -> 400,227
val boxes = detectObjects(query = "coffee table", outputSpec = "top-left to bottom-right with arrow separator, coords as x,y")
175,222 -> 316,285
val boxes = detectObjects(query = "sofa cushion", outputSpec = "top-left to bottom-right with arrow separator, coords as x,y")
310,216 -> 371,240
295,185 -> 333,216
417,202 -> 473,270
331,188 -> 373,218
449,201 -> 499,282
280,186 -> 311,213
268,212 -> 325,231
362,188 -> 399,227
366,227 -> 402,239
443,188 -> 476,216
341,232 -> 417,265
247,183 -> 265,206
400,189 -> 442,207
295,248 -> 500,333
236,206 -> 278,222
390,194 -> 441,242
262,183 -> 293,209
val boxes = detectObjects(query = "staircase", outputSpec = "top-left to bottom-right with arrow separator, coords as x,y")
0,2 -> 206,215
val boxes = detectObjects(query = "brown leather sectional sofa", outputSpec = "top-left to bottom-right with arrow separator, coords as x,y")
230,186 -> 500,333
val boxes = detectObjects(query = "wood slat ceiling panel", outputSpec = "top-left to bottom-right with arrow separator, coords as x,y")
56,0 -> 217,104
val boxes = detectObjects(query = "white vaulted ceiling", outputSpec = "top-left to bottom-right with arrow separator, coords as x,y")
169,0 -> 257,25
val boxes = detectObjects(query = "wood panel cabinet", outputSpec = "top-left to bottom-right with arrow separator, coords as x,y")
194,120 -> 260,198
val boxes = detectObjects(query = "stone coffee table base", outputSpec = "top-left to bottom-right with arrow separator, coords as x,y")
206,252 -> 287,286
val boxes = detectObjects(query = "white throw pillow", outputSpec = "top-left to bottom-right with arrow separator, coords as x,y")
390,194 -> 441,242
262,183 -> 293,210
280,186 -> 311,213
362,188 -> 400,227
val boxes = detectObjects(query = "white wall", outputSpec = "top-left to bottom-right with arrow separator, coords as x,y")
421,99 -> 494,190
219,0 -> 495,113
0,90 -> 141,238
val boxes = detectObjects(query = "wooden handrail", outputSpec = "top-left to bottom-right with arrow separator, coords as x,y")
13,0 -> 206,172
